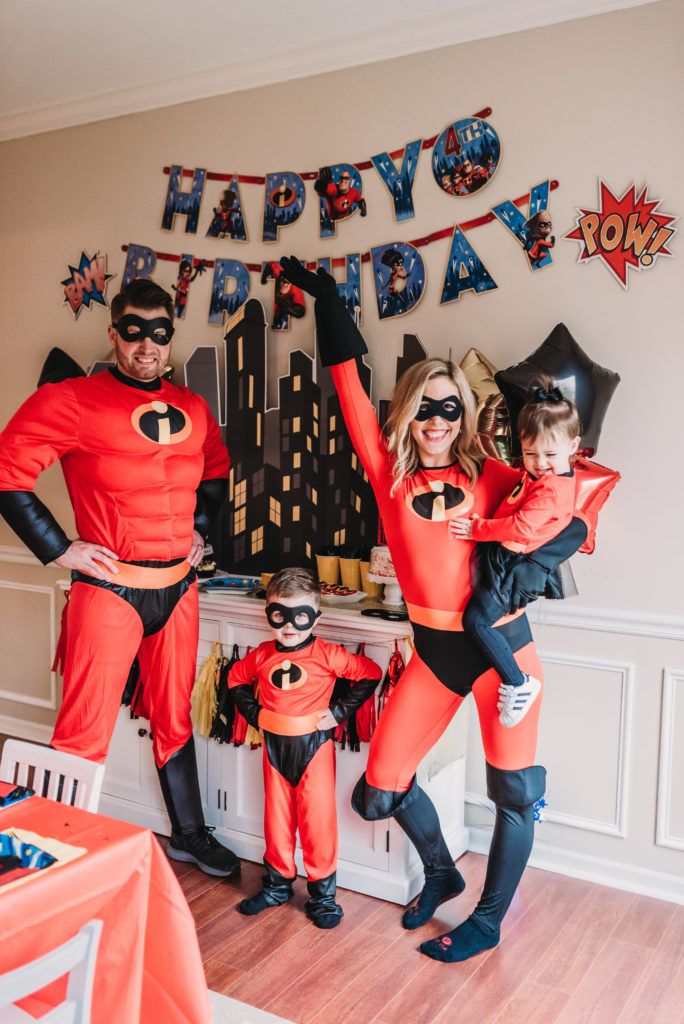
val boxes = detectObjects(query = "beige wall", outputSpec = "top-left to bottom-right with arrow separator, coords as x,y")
1,1 -> 682,891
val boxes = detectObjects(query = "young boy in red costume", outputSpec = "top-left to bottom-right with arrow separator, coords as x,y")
451,379 -> 580,727
229,567 -> 382,928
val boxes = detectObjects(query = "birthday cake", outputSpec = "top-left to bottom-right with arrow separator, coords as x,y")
368,545 -> 395,578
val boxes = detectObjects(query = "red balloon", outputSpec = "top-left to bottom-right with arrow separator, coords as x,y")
573,456 -> 621,554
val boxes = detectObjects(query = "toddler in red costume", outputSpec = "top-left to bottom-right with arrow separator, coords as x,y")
228,567 -> 382,928
451,379 -> 581,727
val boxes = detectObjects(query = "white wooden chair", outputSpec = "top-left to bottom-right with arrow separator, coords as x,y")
0,741 -> 105,813
0,919 -> 102,1023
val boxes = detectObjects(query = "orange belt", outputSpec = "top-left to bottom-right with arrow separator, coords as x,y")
87,559 -> 192,589
258,709 -> 327,737
406,602 -> 523,631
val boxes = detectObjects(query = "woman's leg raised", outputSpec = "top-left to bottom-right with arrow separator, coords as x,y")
352,651 -> 467,928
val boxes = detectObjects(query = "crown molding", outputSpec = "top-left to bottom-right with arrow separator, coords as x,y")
0,0 -> 659,141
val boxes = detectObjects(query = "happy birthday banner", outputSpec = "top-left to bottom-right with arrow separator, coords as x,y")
114,108 -> 572,327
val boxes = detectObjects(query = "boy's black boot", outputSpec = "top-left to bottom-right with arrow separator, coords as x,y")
305,873 -> 344,929
239,861 -> 296,916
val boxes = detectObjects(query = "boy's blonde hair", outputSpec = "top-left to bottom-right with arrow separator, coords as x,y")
266,567 -> 321,606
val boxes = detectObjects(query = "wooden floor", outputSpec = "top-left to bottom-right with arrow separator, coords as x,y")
162,840 -> 684,1024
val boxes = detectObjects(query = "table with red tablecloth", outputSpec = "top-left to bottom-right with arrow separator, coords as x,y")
0,782 -> 210,1024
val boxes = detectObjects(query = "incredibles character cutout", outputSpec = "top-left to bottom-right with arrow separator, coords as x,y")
432,116 -> 500,196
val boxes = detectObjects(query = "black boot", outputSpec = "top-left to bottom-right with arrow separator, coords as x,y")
239,860 -> 296,915
305,873 -> 344,929
395,786 -> 465,929
158,737 -> 240,878
420,764 -> 546,963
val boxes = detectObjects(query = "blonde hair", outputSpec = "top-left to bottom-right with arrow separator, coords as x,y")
383,358 -> 482,495
266,567 -> 320,606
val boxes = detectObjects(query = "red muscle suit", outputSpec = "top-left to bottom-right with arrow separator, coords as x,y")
228,638 -> 381,882
0,367 -> 228,768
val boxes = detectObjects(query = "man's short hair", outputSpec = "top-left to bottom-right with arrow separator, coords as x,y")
111,279 -> 174,322
266,567 -> 321,606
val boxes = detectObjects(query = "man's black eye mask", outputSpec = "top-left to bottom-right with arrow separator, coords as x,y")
113,314 -> 175,344
414,395 -> 463,421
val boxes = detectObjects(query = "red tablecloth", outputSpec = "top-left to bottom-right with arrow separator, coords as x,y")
0,783 -> 210,1024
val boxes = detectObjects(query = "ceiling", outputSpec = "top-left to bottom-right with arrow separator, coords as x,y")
0,0 -> 659,140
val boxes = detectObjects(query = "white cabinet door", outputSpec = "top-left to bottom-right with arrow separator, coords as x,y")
103,707 -> 162,810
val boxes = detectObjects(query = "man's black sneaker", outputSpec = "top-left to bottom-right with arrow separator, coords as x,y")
167,825 -> 240,877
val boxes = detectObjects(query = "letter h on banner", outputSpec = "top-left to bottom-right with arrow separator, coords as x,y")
162,166 -> 207,234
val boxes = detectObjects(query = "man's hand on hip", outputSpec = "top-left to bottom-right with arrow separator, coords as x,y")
55,540 -> 119,579
187,530 -> 205,568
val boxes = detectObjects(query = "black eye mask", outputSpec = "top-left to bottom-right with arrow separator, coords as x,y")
112,314 -> 175,345
414,394 -> 463,422
266,602 -> 321,631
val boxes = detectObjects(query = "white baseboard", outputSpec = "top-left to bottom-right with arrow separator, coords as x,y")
0,714 -> 53,745
468,825 -> 684,906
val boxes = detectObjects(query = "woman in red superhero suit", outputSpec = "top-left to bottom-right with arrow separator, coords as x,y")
278,257 -> 588,963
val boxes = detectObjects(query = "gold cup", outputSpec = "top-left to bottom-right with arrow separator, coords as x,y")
359,560 -> 383,598
316,555 -> 340,585
339,557 -> 362,590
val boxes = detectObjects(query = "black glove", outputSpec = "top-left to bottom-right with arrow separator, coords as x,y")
193,477 -> 228,540
231,683 -> 261,730
279,256 -> 336,298
0,490 -> 71,565
507,516 -> 587,612
359,198 -> 367,217
314,166 -> 333,195
329,677 -> 378,724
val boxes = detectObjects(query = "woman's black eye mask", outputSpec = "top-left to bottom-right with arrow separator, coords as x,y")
414,394 -> 463,422
266,602 -> 321,631
112,314 -> 175,344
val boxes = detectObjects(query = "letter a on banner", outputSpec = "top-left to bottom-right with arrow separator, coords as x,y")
208,259 -> 250,325
317,255 -> 362,323
371,139 -> 422,222
162,166 -> 207,234
262,172 -> 306,242
491,180 -> 555,270
371,242 -> 425,320
440,227 -> 497,304
122,243 -> 157,287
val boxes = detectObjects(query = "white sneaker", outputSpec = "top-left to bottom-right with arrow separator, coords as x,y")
497,675 -> 542,728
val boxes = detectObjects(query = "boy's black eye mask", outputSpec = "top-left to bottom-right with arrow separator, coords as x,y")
414,394 -> 463,422
112,314 -> 175,345
266,602 -> 321,631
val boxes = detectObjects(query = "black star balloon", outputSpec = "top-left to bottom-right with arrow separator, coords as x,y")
495,323 -> 620,457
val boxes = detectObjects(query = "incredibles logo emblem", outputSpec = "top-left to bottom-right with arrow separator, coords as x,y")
268,660 -> 308,691
407,480 -> 474,522
507,477 -> 526,504
131,401 -> 192,445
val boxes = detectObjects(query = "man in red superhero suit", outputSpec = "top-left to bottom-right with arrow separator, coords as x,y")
228,568 -> 382,928
455,157 -> 489,194
0,278 -> 240,878
314,166 -> 367,223
278,256 -> 590,964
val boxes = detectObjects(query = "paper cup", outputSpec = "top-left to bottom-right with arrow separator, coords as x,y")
339,557 -> 362,591
316,555 -> 340,585
359,561 -> 383,598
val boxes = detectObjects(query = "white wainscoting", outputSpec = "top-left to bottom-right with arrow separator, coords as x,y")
656,668 -> 684,853
0,579 -> 57,710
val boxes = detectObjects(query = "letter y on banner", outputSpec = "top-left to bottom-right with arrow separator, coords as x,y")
492,180 -> 555,270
